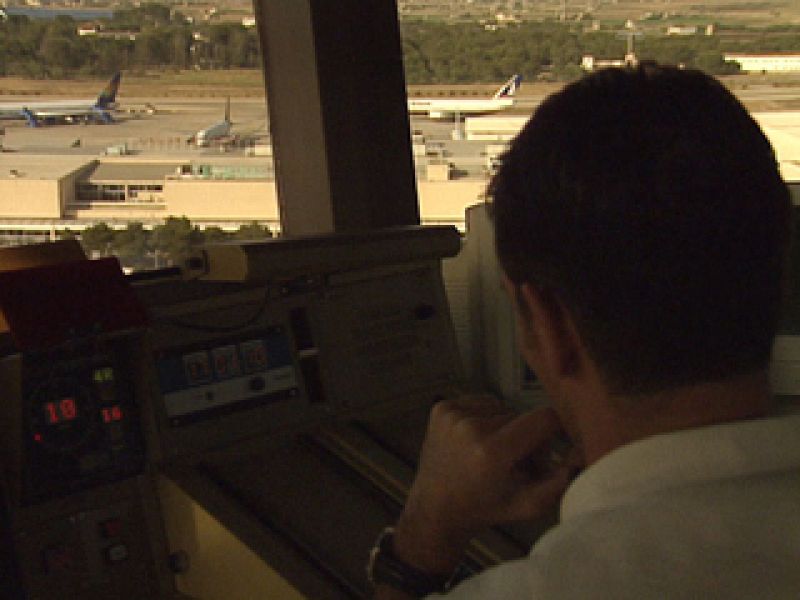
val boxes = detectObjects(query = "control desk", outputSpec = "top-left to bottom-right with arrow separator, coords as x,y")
140,226 -> 464,463
1,226 -> 528,600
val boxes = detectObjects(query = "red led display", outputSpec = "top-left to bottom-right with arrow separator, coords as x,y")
102,405 -> 123,423
44,398 -> 78,425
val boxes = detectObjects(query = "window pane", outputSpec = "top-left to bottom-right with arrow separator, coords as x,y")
0,0 -> 273,271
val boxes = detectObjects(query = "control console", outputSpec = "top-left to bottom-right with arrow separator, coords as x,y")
0,257 -> 173,599
9,340 -> 145,505
138,226 -> 464,462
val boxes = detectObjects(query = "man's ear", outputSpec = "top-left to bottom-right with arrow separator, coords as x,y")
516,282 -> 582,380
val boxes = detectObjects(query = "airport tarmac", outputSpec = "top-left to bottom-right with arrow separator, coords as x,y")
0,97 -> 269,156
0,98 -> 475,152
0,95 -> 498,176
1,82 -> 800,167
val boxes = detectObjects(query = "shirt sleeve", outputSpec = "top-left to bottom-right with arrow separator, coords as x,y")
425,558 -> 534,600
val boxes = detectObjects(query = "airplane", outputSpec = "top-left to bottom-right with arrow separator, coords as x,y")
191,98 -> 233,147
0,72 -> 121,127
407,74 -> 522,120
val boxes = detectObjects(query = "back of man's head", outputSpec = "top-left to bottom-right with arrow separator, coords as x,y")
491,63 -> 791,396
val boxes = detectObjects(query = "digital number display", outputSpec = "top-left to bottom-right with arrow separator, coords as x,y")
102,405 -> 123,423
156,327 -> 298,426
183,351 -> 212,385
93,367 -> 114,383
212,345 -> 241,379
240,340 -> 268,372
43,398 -> 78,425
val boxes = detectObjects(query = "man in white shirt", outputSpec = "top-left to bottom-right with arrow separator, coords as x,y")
370,64 -> 800,598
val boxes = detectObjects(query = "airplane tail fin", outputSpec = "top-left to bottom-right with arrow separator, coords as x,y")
95,72 -> 121,108
492,74 -> 522,99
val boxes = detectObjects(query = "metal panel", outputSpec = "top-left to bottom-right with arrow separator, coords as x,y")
254,0 -> 419,234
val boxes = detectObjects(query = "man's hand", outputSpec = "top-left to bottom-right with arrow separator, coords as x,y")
392,399 -> 576,578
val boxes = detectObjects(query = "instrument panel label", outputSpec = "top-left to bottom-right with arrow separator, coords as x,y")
156,327 -> 300,427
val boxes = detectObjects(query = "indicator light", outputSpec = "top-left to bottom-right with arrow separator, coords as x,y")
44,397 -> 78,424
101,405 -> 123,423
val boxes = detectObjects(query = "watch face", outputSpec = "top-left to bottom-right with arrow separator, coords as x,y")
366,527 -> 450,598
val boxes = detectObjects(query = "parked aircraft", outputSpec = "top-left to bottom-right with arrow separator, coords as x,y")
407,74 -> 522,120
191,98 -> 233,147
0,73 -> 121,127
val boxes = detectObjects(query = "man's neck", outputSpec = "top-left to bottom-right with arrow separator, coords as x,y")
575,370 -> 773,466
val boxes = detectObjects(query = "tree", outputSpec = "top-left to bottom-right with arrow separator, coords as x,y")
693,51 -> 740,76
133,31 -> 171,66
151,216 -> 202,267
39,33 -> 81,74
171,29 -> 191,69
201,226 -> 230,244
112,222 -> 151,269
233,221 -> 272,241
80,223 -> 115,257
228,27 -> 254,68
85,37 -> 133,76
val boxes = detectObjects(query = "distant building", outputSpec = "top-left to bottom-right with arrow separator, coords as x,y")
463,112 -> 800,183
666,25 -> 697,36
0,154 -> 486,243
581,53 -> 638,72
464,116 -> 527,141
723,53 -> 800,73
77,25 -> 138,40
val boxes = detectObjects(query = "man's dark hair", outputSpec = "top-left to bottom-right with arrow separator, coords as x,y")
490,63 -> 791,395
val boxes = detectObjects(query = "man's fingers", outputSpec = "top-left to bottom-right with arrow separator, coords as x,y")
494,407 -> 563,462
430,396 -> 514,435
501,466 -> 572,522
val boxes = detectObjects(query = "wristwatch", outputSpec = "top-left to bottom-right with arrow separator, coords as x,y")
367,527 -> 454,597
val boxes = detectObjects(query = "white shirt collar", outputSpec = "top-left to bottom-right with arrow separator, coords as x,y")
560,413 -> 800,521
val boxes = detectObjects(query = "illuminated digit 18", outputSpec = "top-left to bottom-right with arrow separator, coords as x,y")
60,397 -> 78,420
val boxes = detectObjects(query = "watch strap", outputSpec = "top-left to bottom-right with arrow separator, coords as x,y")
367,527 -> 453,598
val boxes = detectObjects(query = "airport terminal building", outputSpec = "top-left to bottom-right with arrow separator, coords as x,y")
0,153 -> 489,244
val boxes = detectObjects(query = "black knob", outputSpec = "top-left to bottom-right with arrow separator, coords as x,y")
249,376 -> 266,392
169,550 -> 190,574
414,303 -> 437,320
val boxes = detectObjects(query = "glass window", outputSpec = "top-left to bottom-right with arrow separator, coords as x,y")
0,0 -> 272,270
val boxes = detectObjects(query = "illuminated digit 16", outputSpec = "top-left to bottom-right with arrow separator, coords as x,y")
102,406 -> 124,423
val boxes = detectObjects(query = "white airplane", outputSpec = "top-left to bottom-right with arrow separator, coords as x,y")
0,73 -> 121,127
408,74 -> 522,120
192,98 -> 233,147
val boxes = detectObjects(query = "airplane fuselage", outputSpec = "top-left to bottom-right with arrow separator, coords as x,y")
407,97 -> 514,120
0,73 -> 120,126
195,120 -> 233,146
0,100 -> 116,124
